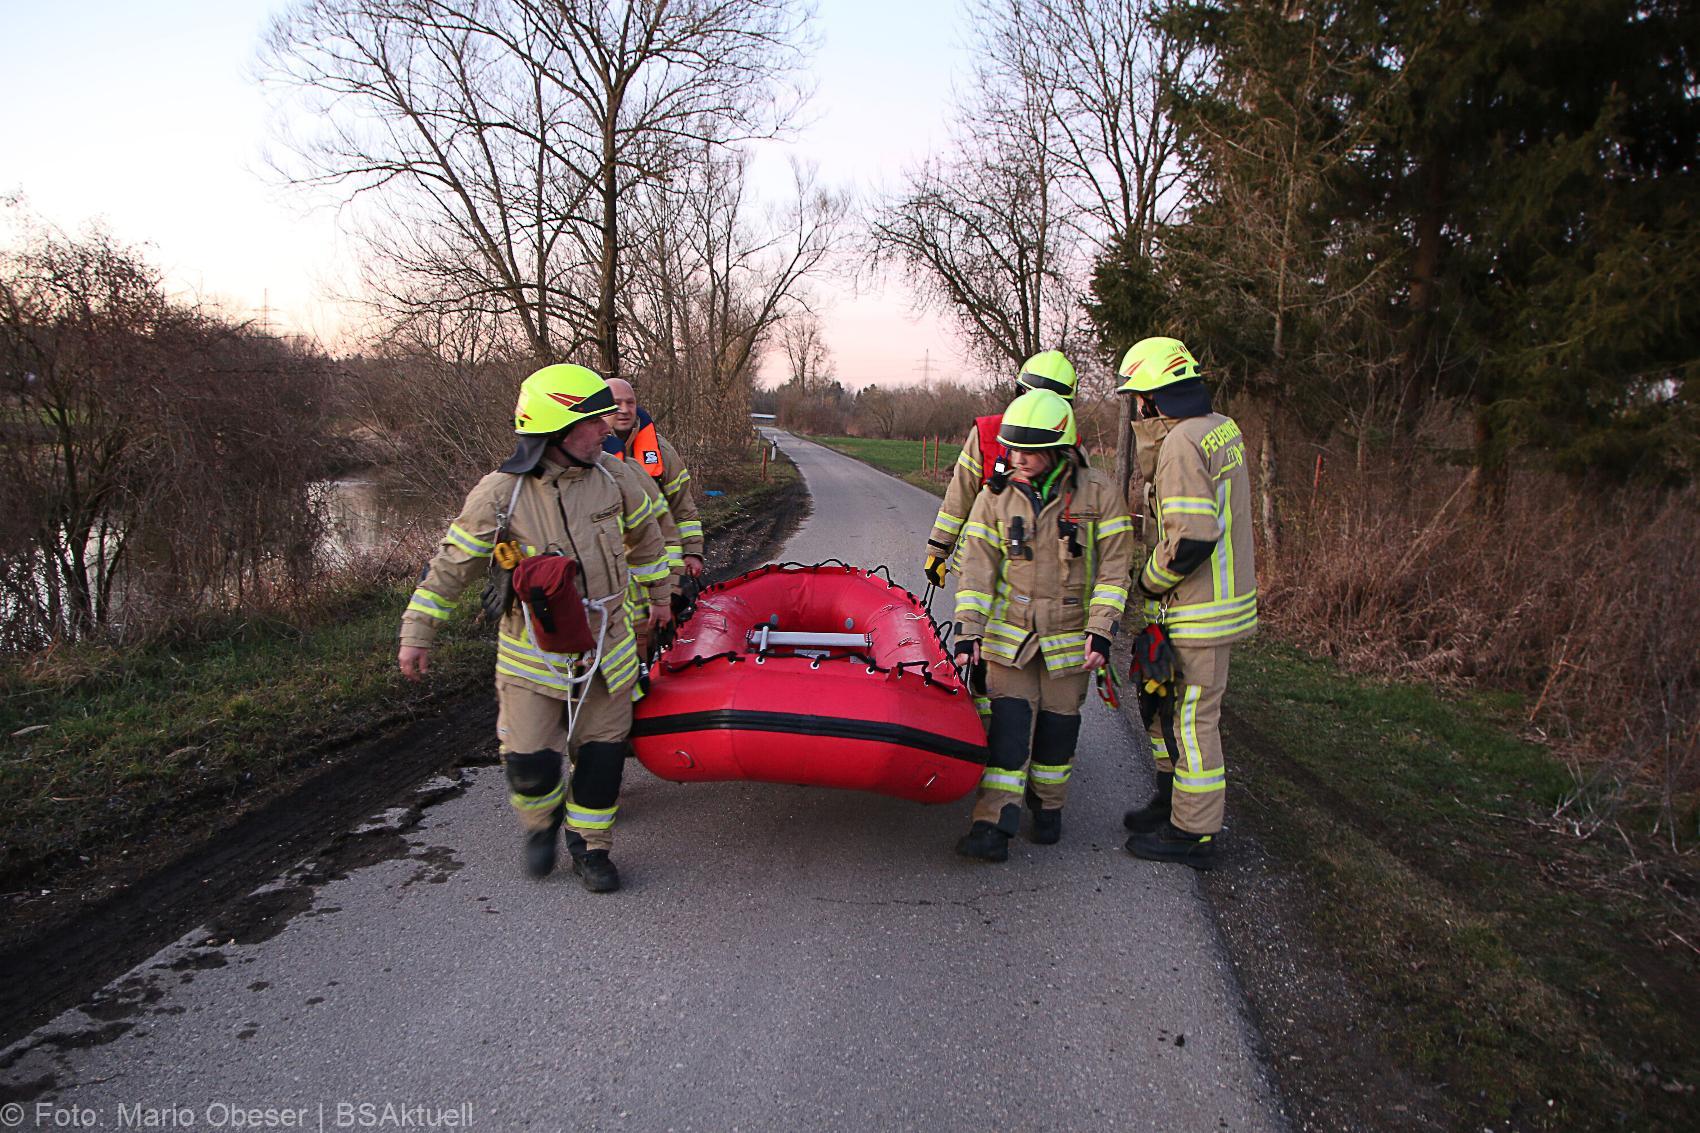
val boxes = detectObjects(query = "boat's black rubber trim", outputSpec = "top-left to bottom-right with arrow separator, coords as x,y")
631,709 -> 988,765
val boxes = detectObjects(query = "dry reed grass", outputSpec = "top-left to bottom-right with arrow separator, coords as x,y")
1264,446 -> 1700,840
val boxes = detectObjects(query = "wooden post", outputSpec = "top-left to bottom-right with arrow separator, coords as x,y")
761,442 -> 769,482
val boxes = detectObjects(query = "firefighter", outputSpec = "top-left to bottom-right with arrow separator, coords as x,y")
605,378 -> 705,579
950,388 -> 1135,860
922,351 -> 1078,588
397,364 -> 673,893
1116,337 -> 1257,870
604,378 -> 705,658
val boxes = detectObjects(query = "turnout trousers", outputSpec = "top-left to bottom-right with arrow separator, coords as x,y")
970,657 -> 1090,828
496,674 -> 632,852
1145,642 -> 1231,835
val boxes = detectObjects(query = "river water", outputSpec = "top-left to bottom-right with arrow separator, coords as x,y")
315,475 -> 444,562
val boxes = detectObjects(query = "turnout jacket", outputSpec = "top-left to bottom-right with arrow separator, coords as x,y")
606,413 -> 705,563
1136,413 -> 1258,645
926,417 -> 1002,562
400,454 -> 673,698
953,458 -> 1136,673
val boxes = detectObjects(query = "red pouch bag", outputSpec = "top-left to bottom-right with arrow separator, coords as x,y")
510,554 -> 596,653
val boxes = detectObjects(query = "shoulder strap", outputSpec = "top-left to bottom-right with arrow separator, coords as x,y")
496,474 -> 525,541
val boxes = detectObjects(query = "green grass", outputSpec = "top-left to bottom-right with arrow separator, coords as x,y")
1226,639 -> 1699,1130
810,435 -> 951,496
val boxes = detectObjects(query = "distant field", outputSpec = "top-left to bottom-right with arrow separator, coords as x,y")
809,435 -> 951,496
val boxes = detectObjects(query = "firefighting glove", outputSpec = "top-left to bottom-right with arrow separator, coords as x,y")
923,554 -> 948,588
1129,623 -> 1178,698
954,636 -> 986,696
1087,633 -> 1112,662
479,569 -> 513,623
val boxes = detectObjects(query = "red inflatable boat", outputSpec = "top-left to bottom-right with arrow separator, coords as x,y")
631,563 -> 988,803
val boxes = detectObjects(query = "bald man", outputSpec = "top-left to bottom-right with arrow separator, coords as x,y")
602,379 -> 705,656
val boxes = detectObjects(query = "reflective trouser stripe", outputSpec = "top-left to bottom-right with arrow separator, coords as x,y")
1175,768 -> 1226,792
1177,685 -> 1204,773
979,767 -> 1026,793
1029,762 -> 1071,785
566,803 -> 617,830
1150,736 -> 1170,768
510,783 -> 563,813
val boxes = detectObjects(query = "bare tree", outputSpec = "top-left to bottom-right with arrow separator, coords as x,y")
976,0 -> 1190,256
868,121 -> 1082,376
0,216 -> 334,649
868,0 -> 1186,377
619,150 -> 847,460
778,311 -> 833,394
261,0 -> 814,376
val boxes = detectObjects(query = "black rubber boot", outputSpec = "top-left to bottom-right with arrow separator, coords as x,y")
1123,774 -> 1175,834
1030,808 -> 1063,845
571,848 -> 621,893
524,807 -> 564,878
1125,821 -> 1217,871
955,821 -> 1011,862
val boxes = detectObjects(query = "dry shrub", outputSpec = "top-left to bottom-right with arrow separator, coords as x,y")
1265,444 -> 1700,831
1,221 -> 339,651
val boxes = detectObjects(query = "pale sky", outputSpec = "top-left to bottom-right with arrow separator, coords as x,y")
0,0 -> 979,389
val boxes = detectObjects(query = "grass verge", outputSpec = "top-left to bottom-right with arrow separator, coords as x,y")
1221,639 -> 1698,1130
0,581 -> 491,893
0,458 -> 795,894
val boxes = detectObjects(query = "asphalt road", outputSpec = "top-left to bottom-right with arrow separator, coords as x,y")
2,431 -> 1283,1132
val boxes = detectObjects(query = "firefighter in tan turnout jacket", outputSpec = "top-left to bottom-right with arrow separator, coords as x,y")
951,389 -> 1136,861
603,378 -> 705,659
398,364 -> 673,893
922,351 -> 1078,588
1117,338 -> 1257,870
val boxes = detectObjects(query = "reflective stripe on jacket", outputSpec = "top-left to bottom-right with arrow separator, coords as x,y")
952,457 -> 1135,674
1138,413 -> 1258,645
399,454 -> 672,697
926,415 -> 1004,560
